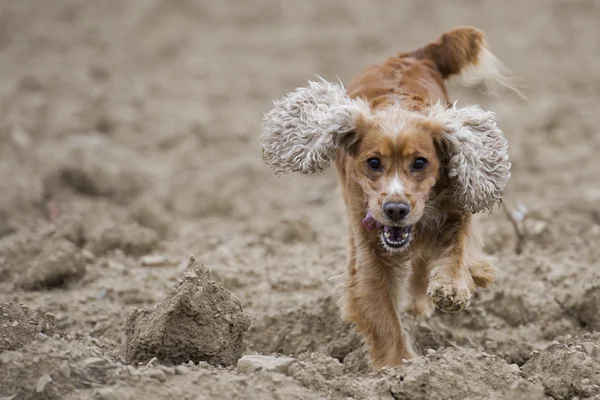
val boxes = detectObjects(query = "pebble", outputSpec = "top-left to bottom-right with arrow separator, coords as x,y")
94,387 -> 117,400
84,357 -> 106,366
35,374 -> 53,393
485,340 -> 498,350
140,255 -> 169,267
59,362 -> 71,379
508,363 -> 520,373
582,342 -> 595,356
237,355 -> 296,374
183,270 -> 198,280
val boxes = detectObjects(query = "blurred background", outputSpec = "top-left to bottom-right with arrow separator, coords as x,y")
1,0 -> 600,398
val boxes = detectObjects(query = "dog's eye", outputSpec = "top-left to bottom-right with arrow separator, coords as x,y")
412,157 -> 428,170
367,157 -> 382,171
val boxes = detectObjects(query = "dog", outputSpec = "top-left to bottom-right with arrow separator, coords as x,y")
261,26 -> 514,368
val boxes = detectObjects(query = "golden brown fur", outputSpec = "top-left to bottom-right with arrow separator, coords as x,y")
335,26 -> 497,368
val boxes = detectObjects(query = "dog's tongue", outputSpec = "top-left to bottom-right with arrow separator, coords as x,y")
362,211 -> 382,231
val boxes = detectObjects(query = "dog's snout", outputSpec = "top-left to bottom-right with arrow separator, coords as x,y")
383,202 -> 410,221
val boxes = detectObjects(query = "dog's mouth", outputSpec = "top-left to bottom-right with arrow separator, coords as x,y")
362,211 -> 412,249
381,225 -> 412,248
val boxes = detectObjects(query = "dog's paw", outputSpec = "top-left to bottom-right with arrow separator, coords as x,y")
427,280 -> 472,313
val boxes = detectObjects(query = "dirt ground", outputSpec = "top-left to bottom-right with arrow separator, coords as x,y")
1,0 -> 600,399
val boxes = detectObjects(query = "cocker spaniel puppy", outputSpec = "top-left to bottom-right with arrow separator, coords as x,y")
261,26 -> 513,368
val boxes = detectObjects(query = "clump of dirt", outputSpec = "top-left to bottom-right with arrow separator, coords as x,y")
0,209 -> 159,289
81,217 -> 158,257
388,348 -> 521,400
245,295 -> 363,363
0,303 -> 56,350
261,216 -> 318,244
563,276 -> 600,331
0,336 -> 120,400
469,380 -> 546,400
522,333 -> 600,399
56,134 -> 148,203
286,352 -> 345,392
17,239 -> 86,290
124,256 -> 251,366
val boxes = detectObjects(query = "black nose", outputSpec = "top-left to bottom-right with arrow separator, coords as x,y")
383,202 -> 410,221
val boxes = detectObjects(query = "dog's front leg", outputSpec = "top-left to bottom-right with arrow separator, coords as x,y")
426,214 -> 484,313
342,251 -> 415,368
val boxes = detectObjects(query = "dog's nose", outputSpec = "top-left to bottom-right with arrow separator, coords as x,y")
383,202 -> 410,221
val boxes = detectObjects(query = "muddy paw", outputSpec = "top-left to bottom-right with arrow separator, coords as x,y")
427,281 -> 472,313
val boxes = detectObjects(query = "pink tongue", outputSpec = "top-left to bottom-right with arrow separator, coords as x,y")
362,211 -> 382,231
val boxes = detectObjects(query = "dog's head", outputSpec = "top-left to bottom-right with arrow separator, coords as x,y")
261,80 -> 510,251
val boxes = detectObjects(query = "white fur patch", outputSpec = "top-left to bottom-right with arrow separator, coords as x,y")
459,45 -> 525,99
388,174 -> 404,195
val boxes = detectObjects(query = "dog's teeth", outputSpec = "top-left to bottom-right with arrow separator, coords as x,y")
384,230 -> 391,239
402,231 -> 408,239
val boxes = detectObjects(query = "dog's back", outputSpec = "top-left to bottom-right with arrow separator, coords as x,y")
345,26 -> 515,110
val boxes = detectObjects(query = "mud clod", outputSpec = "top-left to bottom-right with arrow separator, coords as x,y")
57,135 -> 147,202
17,239 -> 86,290
246,295 -> 362,363
522,334 -> 600,399
124,256 -> 251,366
0,303 -> 56,350
389,348 -> 519,400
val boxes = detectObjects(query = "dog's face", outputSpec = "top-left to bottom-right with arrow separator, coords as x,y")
261,80 -> 511,251
349,117 -> 442,250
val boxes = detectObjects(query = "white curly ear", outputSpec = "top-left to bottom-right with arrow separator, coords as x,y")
429,103 -> 511,213
261,79 -> 369,176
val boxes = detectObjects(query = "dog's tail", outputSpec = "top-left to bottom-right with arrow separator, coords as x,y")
412,26 -> 524,98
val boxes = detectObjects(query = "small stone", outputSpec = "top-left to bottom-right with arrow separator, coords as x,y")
140,255 -> 168,267
146,369 -> 167,382
81,249 -> 96,261
183,270 -> 198,280
59,362 -> 71,378
426,349 -> 437,355
35,374 -> 53,393
508,363 -> 520,373
582,378 -> 591,385
582,342 -> 595,356
94,387 -> 117,400
84,357 -> 105,366
237,355 -> 296,374
485,340 -> 498,350
175,365 -> 190,375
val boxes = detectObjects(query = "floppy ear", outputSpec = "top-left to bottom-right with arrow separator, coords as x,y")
261,79 -> 369,176
429,103 -> 511,214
